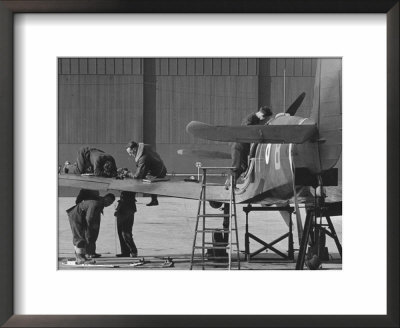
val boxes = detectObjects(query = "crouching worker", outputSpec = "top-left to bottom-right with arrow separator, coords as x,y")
62,146 -> 118,178
75,189 -> 100,205
126,141 -> 167,206
67,193 -> 116,264
114,191 -> 138,258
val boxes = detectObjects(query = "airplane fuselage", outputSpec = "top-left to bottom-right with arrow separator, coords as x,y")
235,114 -> 321,204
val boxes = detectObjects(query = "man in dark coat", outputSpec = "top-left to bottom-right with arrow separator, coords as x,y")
62,146 -> 117,178
75,189 -> 100,205
114,191 -> 138,257
230,106 -> 273,181
126,141 -> 167,206
66,193 -> 115,263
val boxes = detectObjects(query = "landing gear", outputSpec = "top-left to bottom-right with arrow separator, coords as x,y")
296,176 -> 342,270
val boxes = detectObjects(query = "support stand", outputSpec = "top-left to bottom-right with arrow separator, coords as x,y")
243,205 -> 294,261
296,201 -> 342,270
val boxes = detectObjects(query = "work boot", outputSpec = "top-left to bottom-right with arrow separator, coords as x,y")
305,255 -> 322,270
87,253 -> 102,259
75,252 -> 95,265
116,253 -> 130,257
75,252 -> 86,264
146,199 -> 159,206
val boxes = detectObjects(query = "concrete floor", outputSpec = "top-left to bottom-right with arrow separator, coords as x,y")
58,197 -> 342,270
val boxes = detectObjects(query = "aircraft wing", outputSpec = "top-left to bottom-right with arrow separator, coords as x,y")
59,174 -> 231,202
177,149 -> 231,159
186,121 -> 317,143
59,174 -> 338,206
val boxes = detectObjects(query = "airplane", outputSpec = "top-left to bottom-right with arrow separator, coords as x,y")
59,58 -> 342,269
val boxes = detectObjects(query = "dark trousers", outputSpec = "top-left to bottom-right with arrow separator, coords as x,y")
64,146 -> 91,175
76,146 -> 91,173
116,212 -> 137,255
231,142 -> 250,180
68,212 -> 101,255
148,166 -> 167,202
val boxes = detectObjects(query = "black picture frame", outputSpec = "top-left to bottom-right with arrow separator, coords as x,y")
0,1 -> 398,327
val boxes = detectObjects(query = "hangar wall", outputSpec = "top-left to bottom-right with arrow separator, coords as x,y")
58,58 -> 317,174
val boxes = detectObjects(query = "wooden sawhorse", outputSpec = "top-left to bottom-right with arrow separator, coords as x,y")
243,205 -> 295,261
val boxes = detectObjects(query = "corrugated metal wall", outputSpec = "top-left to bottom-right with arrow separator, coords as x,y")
59,58 -> 143,144
58,58 -> 317,172
156,75 -> 258,144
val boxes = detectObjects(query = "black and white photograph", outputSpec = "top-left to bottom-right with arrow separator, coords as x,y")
1,5 -> 396,324
58,57 -> 342,270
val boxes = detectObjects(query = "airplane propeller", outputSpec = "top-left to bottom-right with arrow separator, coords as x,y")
177,149 -> 231,159
285,92 -> 306,116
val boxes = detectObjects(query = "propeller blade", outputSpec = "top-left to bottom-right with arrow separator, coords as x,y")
286,92 -> 306,116
186,121 -> 317,144
177,149 -> 231,159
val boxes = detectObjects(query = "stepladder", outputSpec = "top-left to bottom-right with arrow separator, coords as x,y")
190,167 -> 241,270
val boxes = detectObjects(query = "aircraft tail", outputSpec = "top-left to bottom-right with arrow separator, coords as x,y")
310,59 -> 342,171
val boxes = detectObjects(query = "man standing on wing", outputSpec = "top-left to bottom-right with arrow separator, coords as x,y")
230,106 -> 273,182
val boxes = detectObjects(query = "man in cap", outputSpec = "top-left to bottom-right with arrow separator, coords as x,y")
62,146 -> 117,178
126,141 -> 167,206
67,193 -> 116,263
230,106 -> 273,182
